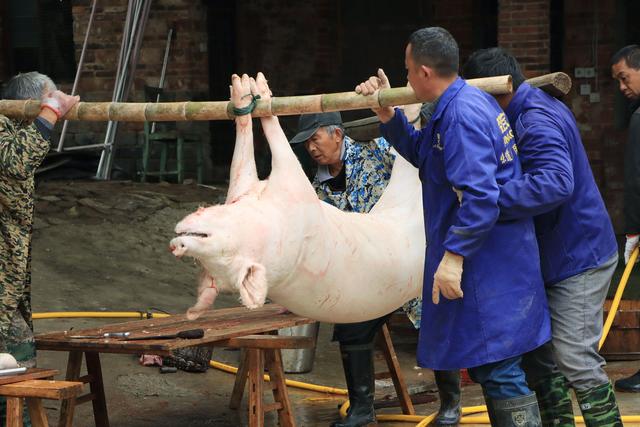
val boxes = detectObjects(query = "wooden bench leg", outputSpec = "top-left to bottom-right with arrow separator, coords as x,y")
265,349 -> 295,427
230,349 -> 250,410
247,349 -> 264,427
6,397 -> 23,427
85,352 -> 109,427
58,351 -> 83,427
379,323 -> 415,415
27,398 -> 49,427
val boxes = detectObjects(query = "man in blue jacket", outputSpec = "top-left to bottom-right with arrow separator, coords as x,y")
356,27 -> 551,426
463,48 -> 621,427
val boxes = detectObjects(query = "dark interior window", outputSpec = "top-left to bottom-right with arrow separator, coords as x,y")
7,0 -> 76,81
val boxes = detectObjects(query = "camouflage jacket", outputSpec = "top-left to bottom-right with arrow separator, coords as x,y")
312,135 -> 422,328
0,115 -> 50,342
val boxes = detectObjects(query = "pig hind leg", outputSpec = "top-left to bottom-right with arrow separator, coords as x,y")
227,74 -> 259,203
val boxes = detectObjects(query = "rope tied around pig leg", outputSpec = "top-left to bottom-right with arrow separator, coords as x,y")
232,94 -> 261,116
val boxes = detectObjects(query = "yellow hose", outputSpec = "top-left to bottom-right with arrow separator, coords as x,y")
32,252 -> 640,425
32,311 -> 171,320
600,247 -> 638,349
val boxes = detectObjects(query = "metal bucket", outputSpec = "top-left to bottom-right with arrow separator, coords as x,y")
278,322 -> 320,373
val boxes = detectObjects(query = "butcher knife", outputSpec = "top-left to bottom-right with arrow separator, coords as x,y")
120,328 -> 205,341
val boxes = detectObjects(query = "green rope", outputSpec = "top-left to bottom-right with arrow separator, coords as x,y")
232,94 -> 261,116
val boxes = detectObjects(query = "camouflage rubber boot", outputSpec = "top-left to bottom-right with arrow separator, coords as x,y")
575,382 -> 622,427
529,372 -> 575,427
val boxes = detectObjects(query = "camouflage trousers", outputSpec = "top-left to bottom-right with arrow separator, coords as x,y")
0,311 -> 36,426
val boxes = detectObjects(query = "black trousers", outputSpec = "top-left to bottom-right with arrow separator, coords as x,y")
332,313 -> 393,346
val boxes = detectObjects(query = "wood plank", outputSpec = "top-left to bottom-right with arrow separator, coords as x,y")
36,304 -> 314,354
0,368 -> 58,386
0,380 -> 82,399
85,353 -> 110,427
222,335 -> 314,350
26,398 -> 49,427
378,323 -> 415,416
6,397 -> 23,427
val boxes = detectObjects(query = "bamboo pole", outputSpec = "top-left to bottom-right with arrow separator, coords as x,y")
0,75 -> 512,122
344,72 -> 573,141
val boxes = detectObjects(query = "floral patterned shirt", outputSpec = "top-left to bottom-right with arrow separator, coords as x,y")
312,135 -> 422,328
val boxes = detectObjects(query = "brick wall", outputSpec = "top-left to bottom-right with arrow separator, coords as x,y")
62,0 -> 210,179
498,0 -> 550,76
561,0 -> 626,231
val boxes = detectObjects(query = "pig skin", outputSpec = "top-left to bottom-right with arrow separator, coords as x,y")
170,74 -> 424,323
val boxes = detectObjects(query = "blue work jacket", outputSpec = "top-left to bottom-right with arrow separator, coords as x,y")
381,78 -> 551,370
500,83 -> 618,285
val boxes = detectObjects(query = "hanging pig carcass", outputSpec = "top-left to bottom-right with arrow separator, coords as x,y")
169,73 -> 424,323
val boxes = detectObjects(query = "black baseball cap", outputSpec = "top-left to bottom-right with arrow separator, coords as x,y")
289,112 -> 343,145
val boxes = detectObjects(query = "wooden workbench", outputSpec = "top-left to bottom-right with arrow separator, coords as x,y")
35,304 -> 315,427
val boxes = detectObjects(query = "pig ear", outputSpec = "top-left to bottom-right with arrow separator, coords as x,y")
237,263 -> 267,309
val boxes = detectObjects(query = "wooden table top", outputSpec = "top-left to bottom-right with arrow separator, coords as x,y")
35,304 -> 316,356
0,368 -> 58,386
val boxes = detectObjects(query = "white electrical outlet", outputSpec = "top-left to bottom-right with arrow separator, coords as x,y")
575,68 -> 586,78
580,84 -> 591,95
590,92 -> 600,103
583,67 -> 596,78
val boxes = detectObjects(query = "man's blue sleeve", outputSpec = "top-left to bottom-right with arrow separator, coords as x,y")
442,120 -> 500,257
498,114 -> 574,220
380,108 -> 423,167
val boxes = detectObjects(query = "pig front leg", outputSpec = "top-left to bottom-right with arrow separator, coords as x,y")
186,269 -> 220,320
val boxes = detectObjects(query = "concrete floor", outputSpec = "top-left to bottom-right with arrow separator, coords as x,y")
34,313 -> 640,427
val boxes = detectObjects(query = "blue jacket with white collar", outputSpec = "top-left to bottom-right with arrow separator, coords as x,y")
381,77 -> 550,370
499,83 -> 617,285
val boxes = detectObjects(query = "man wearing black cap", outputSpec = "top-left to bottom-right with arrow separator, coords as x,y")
291,110 -> 399,427
291,108 -> 461,427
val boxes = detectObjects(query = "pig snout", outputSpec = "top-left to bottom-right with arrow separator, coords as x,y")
169,237 -> 188,257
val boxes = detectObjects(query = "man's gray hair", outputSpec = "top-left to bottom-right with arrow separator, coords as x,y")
322,124 -> 344,138
408,27 -> 459,77
2,72 -> 57,100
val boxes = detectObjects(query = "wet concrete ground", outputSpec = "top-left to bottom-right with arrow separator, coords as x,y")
28,181 -> 640,426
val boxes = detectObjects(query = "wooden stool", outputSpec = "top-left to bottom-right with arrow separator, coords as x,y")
0,379 -> 83,427
222,334 -> 315,427
375,323 -> 415,415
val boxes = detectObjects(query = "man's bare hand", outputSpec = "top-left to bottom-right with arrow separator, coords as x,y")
354,68 -> 395,123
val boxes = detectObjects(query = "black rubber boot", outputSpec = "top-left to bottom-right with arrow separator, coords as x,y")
491,392 -> 542,426
330,344 -> 377,427
614,369 -> 640,393
433,370 -> 462,425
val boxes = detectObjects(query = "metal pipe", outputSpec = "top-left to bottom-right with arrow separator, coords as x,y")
56,0 -> 98,153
